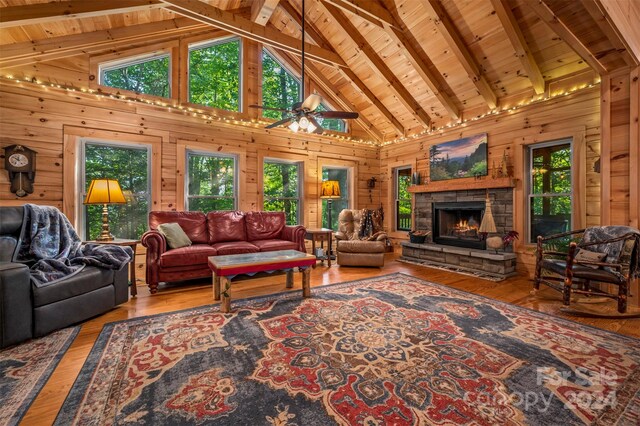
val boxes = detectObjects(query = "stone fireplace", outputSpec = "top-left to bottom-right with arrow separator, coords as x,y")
433,201 -> 485,249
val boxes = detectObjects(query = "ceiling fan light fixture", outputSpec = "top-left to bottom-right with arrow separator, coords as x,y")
306,121 -> 317,133
288,120 -> 300,132
298,116 -> 310,129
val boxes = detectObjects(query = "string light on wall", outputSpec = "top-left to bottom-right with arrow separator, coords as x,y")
0,74 -> 598,148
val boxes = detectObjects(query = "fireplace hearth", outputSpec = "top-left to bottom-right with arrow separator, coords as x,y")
433,202 -> 485,249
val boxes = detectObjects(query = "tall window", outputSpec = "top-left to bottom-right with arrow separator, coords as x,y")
322,167 -> 350,230
395,166 -> 412,231
262,49 -> 300,120
528,140 -> 572,242
263,159 -> 302,225
81,141 -> 151,240
189,38 -> 241,111
100,53 -> 170,97
316,103 -> 346,133
186,151 -> 237,211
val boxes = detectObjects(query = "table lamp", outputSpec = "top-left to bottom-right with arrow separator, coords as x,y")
84,178 -> 126,241
320,180 -> 341,230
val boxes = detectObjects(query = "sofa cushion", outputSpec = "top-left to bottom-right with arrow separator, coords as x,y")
149,211 -> 208,244
207,211 -> 247,243
32,266 -> 115,307
211,241 -> 259,256
160,244 -> 218,268
245,211 -> 285,241
251,239 -> 299,252
157,222 -> 192,249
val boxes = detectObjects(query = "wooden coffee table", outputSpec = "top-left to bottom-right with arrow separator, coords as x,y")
208,249 -> 317,313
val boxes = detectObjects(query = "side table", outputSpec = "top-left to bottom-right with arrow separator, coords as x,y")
304,228 -> 333,267
85,238 -> 139,297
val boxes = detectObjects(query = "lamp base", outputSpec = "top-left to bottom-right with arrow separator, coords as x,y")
96,203 -> 115,242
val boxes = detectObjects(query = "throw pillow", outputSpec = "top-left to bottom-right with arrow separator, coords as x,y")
574,249 -> 607,268
157,222 -> 192,249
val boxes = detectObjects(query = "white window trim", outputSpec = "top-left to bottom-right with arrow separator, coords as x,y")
525,138 -> 573,243
78,138 -> 152,240
263,158 -> 304,225
187,36 -> 243,111
185,149 -> 239,211
98,52 -> 172,97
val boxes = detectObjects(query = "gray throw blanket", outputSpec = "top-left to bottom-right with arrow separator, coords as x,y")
13,204 -> 133,286
581,226 -> 640,279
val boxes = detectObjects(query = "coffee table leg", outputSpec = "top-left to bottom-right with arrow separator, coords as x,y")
302,267 -> 311,297
286,269 -> 294,288
213,274 -> 221,301
220,276 -> 231,313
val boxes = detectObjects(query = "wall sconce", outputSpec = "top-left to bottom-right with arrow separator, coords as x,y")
367,177 -> 377,188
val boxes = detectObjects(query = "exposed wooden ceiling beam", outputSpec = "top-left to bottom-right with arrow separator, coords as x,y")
251,0 -> 280,26
490,0 -> 545,94
160,0 -> 345,68
321,0 -> 397,29
278,0 -> 405,136
0,17 -> 207,67
320,1 -> 431,129
421,0 -> 498,110
582,0 -> 637,67
283,52 -> 383,141
526,0 -> 607,75
0,0 -> 164,29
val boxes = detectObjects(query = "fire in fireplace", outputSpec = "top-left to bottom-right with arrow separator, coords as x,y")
433,202 -> 486,249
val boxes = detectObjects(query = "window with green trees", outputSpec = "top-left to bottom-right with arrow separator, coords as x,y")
316,103 -> 346,132
395,166 -> 412,231
322,167 -> 350,230
187,151 -> 237,211
100,54 -> 170,97
528,140 -> 572,242
189,38 -> 241,111
263,159 -> 302,225
262,49 -> 300,120
82,142 -> 151,240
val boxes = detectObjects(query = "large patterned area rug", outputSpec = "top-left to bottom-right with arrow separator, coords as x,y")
56,274 -> 640,425
0,327 -> 79,426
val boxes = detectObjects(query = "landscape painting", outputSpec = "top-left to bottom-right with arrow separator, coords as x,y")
429,133 -> 488,181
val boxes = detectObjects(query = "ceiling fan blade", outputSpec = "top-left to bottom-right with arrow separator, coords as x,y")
317,111 -> 359,119
265,117 -> 294,129
308,115 -> 324,134
301,94 -> 322,111
249,104 -> 292,113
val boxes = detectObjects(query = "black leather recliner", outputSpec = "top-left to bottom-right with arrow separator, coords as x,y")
0,206 -> 129,348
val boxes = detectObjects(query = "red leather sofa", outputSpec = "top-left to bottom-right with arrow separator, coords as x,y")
141,211 -> 306,293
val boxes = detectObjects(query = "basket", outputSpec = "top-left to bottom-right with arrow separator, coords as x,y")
409,232 -> 428,244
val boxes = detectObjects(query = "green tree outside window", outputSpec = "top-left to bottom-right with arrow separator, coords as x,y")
101,55 -> 170,98
321,168 -> 350,230
396,166 -> 412,231
262,49 -> 300,120
263,160 -> 301,225
187,152 -> 236,211
315,103 -> 346,133
189,38 -> 241,111
83,143 -> 150,240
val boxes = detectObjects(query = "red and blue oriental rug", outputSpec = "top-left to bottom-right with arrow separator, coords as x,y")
56,274 -> 640,425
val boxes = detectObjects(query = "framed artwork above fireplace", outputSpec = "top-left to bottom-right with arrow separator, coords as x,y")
429,133 -> 488,181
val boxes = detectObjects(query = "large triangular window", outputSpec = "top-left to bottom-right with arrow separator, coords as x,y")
261,49 -> 301,120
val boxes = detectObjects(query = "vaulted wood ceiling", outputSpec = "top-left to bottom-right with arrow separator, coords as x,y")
0,0 -> 636,142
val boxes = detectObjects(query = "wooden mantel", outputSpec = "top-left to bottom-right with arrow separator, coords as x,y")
408,177 -> 516,193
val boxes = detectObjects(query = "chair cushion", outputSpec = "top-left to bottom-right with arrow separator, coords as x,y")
32,266 -> 115,307
541,259 -> 624,284
251,239 -> 298,252
211,241 -> 259,255
160,244 -> 217,268
245,212 -> 285,241
149,211 -> 208,244
157,222 -> 192,249
337,240 -> 385,254
207,211 -> 247,243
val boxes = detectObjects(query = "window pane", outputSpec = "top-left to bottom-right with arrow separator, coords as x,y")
263,161 -> 301,225
101,55 -> 170,98
189,39 -> 240,111
530,196 -> 571,241
264,199 -> 299,225
84,144 -> 149,240
397,200 -> 412,231
187,153 -> 236,211
262,50 -> 300,120
315,103 -> 346,133
531,143 -> 571,195
321,168 -> 349,230
396,167 -> 412,231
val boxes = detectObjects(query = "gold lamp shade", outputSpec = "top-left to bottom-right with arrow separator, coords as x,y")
84,179 -> 126,241
320,180 -> 341,198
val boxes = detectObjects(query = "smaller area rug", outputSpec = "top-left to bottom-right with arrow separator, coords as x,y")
0,327 -> 80,426
56,274 -> 640,425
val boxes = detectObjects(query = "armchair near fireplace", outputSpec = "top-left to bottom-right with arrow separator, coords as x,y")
335,209 -> 386,267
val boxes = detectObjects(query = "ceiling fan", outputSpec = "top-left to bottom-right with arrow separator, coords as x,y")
249,0 -> 359,134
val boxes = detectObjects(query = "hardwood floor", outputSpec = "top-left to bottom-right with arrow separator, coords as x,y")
22,254 -> 640,425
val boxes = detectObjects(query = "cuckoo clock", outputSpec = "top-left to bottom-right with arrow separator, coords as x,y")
4,144 -> 37,197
